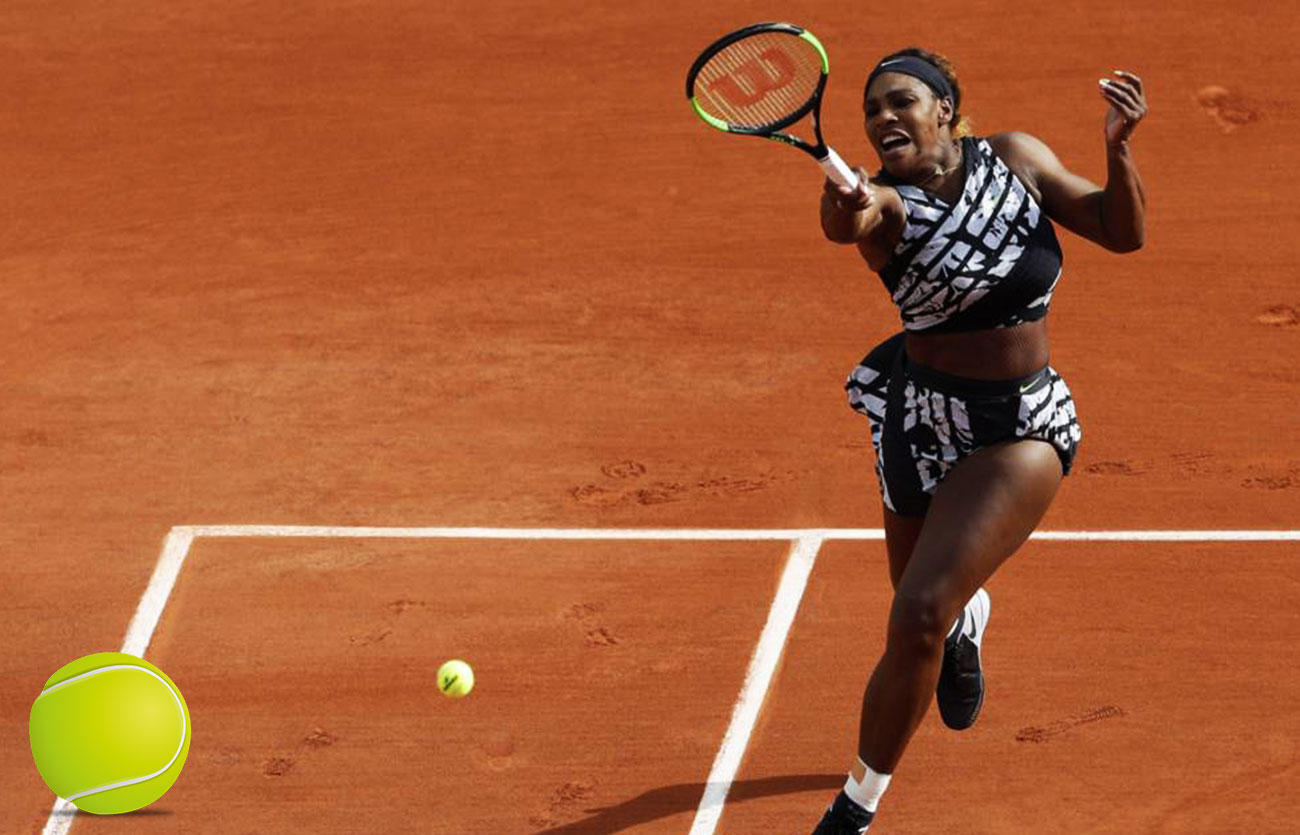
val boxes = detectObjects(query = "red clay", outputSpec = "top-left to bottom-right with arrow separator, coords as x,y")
4,1 -> 1298,833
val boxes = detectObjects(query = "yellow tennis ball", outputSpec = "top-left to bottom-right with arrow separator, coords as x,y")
437,659 -> 474,699
29,652 -> 191,814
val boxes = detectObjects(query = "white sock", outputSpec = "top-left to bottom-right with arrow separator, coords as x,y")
844,757 -> 891,812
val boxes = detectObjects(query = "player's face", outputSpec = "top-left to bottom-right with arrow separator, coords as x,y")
864,73 -> 952,177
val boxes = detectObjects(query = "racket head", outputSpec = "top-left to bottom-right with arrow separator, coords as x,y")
686,22 -> 830,136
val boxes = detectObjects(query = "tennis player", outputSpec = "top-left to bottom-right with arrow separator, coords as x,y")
812,48 -> 1147,833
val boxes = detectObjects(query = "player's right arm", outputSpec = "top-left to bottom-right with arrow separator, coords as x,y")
819,170 -> 905,266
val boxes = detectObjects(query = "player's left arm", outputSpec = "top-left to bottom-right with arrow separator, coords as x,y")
997,70 -> 1148,253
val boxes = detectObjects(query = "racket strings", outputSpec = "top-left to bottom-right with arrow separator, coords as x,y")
693,32 -> 824,130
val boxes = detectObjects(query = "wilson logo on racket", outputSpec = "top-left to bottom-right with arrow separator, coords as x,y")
707,48 -> 797,107
685,22 -> 861,189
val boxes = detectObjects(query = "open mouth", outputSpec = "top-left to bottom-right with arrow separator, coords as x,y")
879,131 -> 911,153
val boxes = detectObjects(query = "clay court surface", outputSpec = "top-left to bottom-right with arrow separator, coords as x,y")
3,1 -> 1297,832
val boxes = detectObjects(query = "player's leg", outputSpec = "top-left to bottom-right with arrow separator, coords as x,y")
885,492 -> 988,732
814,438 -> 1063,832
883,505 -> 924,590
818,440 -> 1062,830
857,438 -> 1063,773
811,506 -> 920,831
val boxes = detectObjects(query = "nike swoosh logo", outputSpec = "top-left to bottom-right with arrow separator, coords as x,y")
1019,381 -> 1037,394
878,58 -> 904,67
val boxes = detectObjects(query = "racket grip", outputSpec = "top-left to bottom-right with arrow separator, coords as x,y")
818,147 -> 860,189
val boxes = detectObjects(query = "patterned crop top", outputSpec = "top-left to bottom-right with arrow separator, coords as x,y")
874,136 -> 1063,334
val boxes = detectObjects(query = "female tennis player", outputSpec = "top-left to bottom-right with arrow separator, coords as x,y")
812,48 -> 1147,833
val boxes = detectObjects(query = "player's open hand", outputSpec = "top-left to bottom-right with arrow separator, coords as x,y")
824,167 -> 874,213
1100,70 -> 1146,147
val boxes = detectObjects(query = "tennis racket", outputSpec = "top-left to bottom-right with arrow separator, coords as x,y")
686,22 -> 860,189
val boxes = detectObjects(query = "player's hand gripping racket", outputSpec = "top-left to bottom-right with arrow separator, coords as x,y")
686,22 -> 860,189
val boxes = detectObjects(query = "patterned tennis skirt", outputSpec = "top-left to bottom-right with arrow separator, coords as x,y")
845,332 -> 1082,517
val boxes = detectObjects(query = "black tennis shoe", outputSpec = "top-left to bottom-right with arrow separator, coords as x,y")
811,790 -> 875,834
936,587 -> 991,731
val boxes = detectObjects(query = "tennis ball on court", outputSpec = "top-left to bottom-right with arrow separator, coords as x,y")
437,659 -> 474,699
29,652 -> 190,814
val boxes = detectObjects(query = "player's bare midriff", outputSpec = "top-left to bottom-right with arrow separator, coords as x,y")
904,319 -> 1050,380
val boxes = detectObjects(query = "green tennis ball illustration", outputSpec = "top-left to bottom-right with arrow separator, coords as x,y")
30,652 -> 190,814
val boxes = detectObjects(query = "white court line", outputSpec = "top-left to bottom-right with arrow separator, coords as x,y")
688,534 -> 823,835
181,525 -> 853,540
39,524 -> 1299,834
122,528 -> 195,658
39,799 -> 76,835
180,524 -> 1300,541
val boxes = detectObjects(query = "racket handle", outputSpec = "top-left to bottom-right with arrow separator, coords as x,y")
818,147 -> 860,189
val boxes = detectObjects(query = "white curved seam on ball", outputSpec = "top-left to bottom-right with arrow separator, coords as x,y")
37,666 -> 187,801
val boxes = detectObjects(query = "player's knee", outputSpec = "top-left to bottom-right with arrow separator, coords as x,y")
886,589 -> 951,658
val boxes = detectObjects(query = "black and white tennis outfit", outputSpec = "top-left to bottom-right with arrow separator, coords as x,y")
845,136 -> 1082,517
